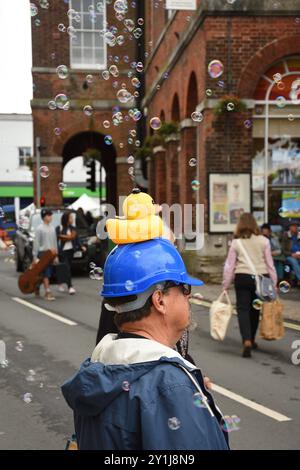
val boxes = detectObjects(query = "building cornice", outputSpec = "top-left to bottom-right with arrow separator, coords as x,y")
31,99 -> 134,110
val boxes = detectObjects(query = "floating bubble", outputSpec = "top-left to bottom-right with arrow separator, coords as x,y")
137,18 -> 144,26
208,60 -> 224,79
189,158 -> 197,167
103,120 -> 111,129
273,73 -> 282,83
48,100 -> 56,110
132,77 -> 141,88
117,88 -> 131,103
127,156 -> 135,164
168,417 -> 181,431
54,127 -> 61,136
206,89 -> 213,97
89,262 -> 96,269
277,81 -> 285,91
39,0 -> 49,9
114,0 -> 128,14
284,265 -> 290,273
244,119 -> 252,129
288,114 -> 294,122
55,93 -> 69,110
122,380 -> 130,392
15,341 -> 24,352
23,393 -> 33,404
252,298 -> 263,310
89,270 -> 96,280
191,180 -> 200,191
40,166 -> 50,178
221,415 -> 241,432
227,102 -> 235,111
34,18 -> 41,27
150,117 -> 162,130
276,96 -> 286,108
104,135 -> 113,145
278,207 -> 288,217
86,74 -> 93,84
279,280 -> 291,294
56,65 -> 68,79
125,280 -> 134,291
191,111 -> 203,122
58,23 -> 66,32
133,28 -> 143,39
102,70 -> 110,80
136,62 -> 144,73
124,18 -> 135,32
58,182 -> 67,191
193,392 -> 208,408
117,35 -> 125,45
93,267 -> 103,281
30,3 -> 38,16
104,31 -> 116,46
83,105 -> 93,116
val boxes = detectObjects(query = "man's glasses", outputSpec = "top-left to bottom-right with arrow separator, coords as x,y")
163,281 -> 192,296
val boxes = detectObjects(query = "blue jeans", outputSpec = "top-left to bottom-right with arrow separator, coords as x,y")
286,256 -> 300,280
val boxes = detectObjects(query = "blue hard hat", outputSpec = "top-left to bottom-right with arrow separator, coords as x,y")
101,238 -> 204,298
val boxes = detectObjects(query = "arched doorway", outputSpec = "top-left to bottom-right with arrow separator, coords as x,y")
252,57 -> 300,225
62,131 -> 117,208
171,93 -> 180,122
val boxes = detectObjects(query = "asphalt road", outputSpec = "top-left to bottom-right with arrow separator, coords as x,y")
0,252 -> 300,450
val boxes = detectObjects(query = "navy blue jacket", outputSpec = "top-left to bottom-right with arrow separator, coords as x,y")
62,354 -> 229,450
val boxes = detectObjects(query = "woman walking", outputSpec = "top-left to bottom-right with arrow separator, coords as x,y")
222,213 -> 277,357
56,212 -> 81,295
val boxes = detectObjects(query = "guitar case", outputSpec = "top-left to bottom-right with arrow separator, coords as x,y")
18,250 -> 56,294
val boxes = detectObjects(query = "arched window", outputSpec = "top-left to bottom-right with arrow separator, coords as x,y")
186,72 -> 198,118
171,93 -> 180,122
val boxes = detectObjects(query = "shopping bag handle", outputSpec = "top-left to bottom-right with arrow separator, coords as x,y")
217,290 -> 231,305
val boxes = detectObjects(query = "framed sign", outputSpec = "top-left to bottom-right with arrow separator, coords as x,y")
209,173 -> 251,233
165,0 -> 197,10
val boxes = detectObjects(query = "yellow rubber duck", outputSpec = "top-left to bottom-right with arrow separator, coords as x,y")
106,189 -> 164,244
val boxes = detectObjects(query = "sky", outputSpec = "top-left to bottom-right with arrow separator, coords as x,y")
0,0 -> 33,114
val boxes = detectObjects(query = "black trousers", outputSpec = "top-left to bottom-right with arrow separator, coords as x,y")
234,273 -> 260,342
60,249 -> 74,288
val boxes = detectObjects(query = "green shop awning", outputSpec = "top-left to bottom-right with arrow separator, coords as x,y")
0,186 -> 106,199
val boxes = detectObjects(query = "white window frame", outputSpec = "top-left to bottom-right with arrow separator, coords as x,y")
69,0 -> 107,70
18,147 -> 32,167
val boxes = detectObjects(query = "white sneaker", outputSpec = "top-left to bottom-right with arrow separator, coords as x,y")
58,285 -> 66,292
69,287 -> 76,295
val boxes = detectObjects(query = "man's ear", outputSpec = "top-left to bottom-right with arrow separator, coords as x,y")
151,290 -> 167,314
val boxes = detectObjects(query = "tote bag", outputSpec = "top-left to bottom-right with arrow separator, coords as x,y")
260,300 -> 285,340
209,290 -> 233,341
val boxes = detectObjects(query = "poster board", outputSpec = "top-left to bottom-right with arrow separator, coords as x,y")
209,173 -> 251,233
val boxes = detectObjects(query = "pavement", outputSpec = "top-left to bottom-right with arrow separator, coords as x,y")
0,252 -> 300,450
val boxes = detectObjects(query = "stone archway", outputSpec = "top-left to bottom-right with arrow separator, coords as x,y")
62,131 -> 117,207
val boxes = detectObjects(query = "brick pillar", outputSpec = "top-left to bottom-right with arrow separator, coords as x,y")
165,135 -> 180,206
146,156 -> 155,197
153,146 -> 166,204
179,119 -> 197,207
33,156 -> 63,207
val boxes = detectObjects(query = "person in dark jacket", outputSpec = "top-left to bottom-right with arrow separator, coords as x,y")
62,238 -> 229,450
282,222 -> 300,283
56,212 -> 86,295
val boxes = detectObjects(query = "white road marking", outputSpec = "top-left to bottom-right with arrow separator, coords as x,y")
212,383 -> 292,422
190,299 -> 300,332
11,297 -> 78,326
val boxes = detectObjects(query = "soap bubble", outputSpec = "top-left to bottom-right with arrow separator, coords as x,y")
40,166 -> 50,178
127,156 -> 135,164
124,18 -> 135,32
109,65 -> 119,77
93,267 -> 103,281
193,392 -> 208,408
149,117 -> 162,130
244,119 -> 252,129
102,70 -> 110,80
54,127 -> 61,136
122,380 -> 130,392
189,158 -> 197,167
15,341 -> 24,352
125,280 -> 134,291
208,60 -> 224,79
58,182 -> 67,191
206,89 -> 213,97
34,19 -> 41,27
89,262 -> 96,269
114,0 -> 128,14
278,207 -> 288,217
279,280 -> 291,294
252,299 -> 263,310
103,120 -> 111,129
276,96 -> 286,108
191,180 -> 200,191
227,102 -> 235,111
56,65 -> 68,79
117,89 -> 131,103
55,93 -> 69,110
104,135 -> 113,145
288,114 -> 294,122
83,105 -> 94,116
58,23 -> 66,32
30,3 -> 38,17
168,417 -> 181,431
191,111 -> 203,122
48,100 -> 56,110
26,369 -> 36,382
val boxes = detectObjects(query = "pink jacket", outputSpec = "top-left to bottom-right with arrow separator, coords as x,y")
223,238 -> 278,290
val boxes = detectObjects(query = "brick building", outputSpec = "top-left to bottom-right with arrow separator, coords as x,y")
143,0 -> 300,279
31,0 -> 145,209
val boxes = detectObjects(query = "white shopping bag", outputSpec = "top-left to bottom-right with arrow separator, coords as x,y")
209,291 -> 233,341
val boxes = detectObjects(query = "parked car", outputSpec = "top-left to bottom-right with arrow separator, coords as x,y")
14,208 -> 107,273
